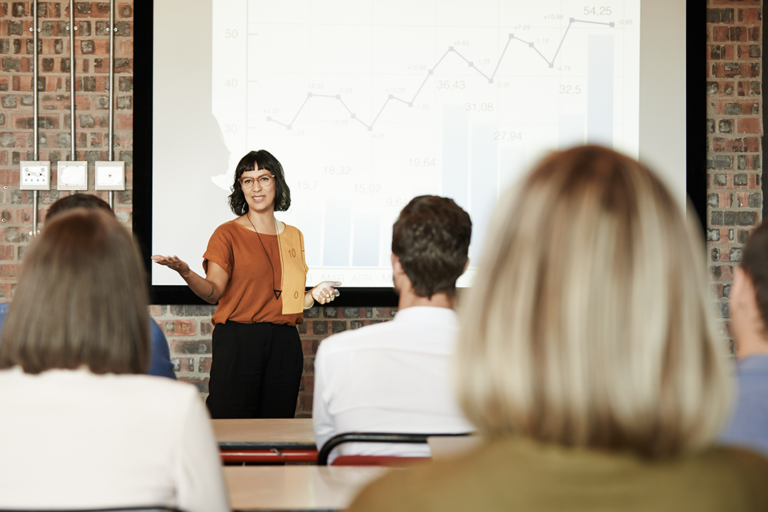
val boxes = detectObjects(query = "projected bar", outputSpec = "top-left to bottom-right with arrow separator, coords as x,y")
352,213 -> 380,266
470,125 -> 498,264
500,147 -> 526,190
587,34 -> 614,147
323,202 -> 351,266
442,106 -> 469,209
293,213 -> 323,267
559,115 -> 584,149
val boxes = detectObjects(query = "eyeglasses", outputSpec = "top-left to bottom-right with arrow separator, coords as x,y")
239,174 -> 275,189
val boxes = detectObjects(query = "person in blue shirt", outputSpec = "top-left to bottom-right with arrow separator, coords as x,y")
720,220 -> 768,456
0,194 -> 175,379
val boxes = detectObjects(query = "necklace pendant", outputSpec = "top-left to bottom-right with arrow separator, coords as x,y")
274,290 -> 282,299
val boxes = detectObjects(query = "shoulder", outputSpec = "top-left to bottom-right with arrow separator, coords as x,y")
693,444 -> 768,474
112,374 -> 201,414
207,221 -> 244,247
150,318 -> 165,338
113,373 -> 195,395
316,320 -> 399,358
347,452 -> 475,512
347,443 -> 768,512
211,220 -> 241,237
280,223 -> 303,239
737,355 -> 768,378
674,446 -> 768,506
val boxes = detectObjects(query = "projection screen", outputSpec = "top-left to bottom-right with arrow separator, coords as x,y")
134,0 -> 704,305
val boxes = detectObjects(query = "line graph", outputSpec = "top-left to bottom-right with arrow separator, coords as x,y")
266,18 -> 614,131
211,0 -> 640,287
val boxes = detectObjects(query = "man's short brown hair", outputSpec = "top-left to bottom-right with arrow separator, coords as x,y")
391,195 -> 471,298
740,221 -> 768,334
0,208 -> 150,374
46,193 -> 113,221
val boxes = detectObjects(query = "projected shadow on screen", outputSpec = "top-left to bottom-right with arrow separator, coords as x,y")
151,0 -> 235,282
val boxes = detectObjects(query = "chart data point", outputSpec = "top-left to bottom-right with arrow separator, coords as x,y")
206,6 -> 636,284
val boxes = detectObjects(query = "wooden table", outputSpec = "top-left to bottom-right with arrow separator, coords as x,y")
225,466 -> 389,511
214,418 -> 319,463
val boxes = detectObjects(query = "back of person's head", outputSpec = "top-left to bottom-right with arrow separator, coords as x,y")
0,208 -> 149,374
391,195 -> 472,298
739,221 -> 768,334
456,145 -> 729,459
46,192 -> 114,221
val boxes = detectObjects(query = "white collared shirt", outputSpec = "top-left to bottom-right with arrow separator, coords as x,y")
0,367 -> 229,512
313,306 -> 474,461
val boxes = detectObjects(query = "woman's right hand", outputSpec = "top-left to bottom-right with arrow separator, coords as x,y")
151,255 -> 191,279
311,281 -> 342,305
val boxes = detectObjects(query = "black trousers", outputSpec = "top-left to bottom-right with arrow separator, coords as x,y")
206,321 -> 304,419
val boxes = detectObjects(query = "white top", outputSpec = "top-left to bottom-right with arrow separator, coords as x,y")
0,367 -> 229,512
313,307 -> 474,462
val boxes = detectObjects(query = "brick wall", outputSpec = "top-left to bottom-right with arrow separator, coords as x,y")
0,2 -> 134,267
154,305 -> 397,417
0,1 -> 763,416
706,0 -> 763,346
0,0 -> 394,418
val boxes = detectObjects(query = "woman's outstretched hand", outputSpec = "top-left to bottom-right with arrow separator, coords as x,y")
151,255 -> 191,279
311,281 -> 342,304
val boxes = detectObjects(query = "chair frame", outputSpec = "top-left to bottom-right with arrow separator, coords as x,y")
317,431 -> 471,465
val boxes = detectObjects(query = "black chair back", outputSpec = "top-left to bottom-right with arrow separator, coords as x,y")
317,431 -> 472,465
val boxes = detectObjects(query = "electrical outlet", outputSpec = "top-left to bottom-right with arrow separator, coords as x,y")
57,161 -> 88,191
94,161 -> 125,191
19,161 -> 51,190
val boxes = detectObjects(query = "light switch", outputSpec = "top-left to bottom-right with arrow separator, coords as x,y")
94,161 -> 125,191
57,161 -> 88,191
19,161 -> 51,190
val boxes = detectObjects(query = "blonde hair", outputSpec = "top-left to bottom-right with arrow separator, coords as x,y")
456,146 -> 730,459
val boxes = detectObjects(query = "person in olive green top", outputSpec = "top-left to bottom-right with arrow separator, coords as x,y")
347,146 -> 768,512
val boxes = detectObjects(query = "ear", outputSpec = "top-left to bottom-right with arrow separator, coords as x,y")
391,253 -> 404,276
733,267 -> 756,308
463,258 -> 470,274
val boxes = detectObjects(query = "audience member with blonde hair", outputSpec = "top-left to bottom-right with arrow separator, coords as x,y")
348,146 -> 768,511
0,209 -> 228,511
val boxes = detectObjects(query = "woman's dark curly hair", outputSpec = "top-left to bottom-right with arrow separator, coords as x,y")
228,150 -> 291,215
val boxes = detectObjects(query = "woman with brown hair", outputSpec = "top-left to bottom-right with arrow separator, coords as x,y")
0,209 -> 228,511
347,146 -> 768,511
153,150 -> 340,419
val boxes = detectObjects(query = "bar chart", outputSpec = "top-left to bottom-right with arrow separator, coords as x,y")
211,0 -> 640,287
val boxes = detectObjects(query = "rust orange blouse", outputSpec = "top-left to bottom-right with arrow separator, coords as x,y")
203,221 -> 309,326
